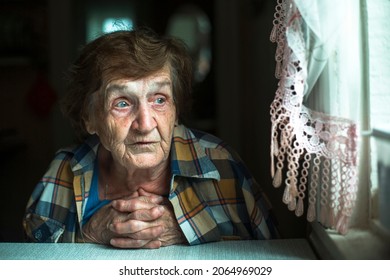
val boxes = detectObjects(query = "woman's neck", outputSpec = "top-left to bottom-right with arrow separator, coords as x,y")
97,146 -> 171,200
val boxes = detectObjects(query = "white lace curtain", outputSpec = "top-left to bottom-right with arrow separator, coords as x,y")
269,0 -> 362,234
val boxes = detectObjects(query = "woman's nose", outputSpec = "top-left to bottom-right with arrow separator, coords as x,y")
131,103 -> 156,133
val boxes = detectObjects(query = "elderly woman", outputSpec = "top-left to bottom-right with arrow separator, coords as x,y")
23,28 -> 278,249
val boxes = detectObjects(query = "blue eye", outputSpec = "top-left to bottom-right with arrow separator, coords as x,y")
115,101 -> 129,108
155,97 -> 166,105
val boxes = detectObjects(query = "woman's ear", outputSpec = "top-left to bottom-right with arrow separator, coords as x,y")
84,91 -> 101,135
84,116 -> 96,135
174,117 -> 179,127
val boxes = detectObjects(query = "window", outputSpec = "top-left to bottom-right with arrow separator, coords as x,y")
367,0 -> 390,229
270,0 -> 390,259
309,0 -> 390,259
102,18 -> 133,34
85,1 -> 135,42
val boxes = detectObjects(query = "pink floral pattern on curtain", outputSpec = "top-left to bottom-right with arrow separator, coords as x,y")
269,0 -> 359,234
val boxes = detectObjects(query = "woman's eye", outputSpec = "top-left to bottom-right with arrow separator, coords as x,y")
115,100 -> 129,108
155,97 -> 166,105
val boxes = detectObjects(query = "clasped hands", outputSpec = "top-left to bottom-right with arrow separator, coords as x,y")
82,188 -> 186,249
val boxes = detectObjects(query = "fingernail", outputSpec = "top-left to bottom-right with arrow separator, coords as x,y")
158,206 -> 165,213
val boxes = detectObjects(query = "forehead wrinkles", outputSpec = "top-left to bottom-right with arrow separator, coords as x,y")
105,76 -> 172,98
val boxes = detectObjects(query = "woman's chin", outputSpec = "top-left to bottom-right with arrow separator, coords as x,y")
124,153 -> 167,170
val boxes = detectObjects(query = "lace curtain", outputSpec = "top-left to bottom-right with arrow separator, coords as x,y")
269,0 -> 361,234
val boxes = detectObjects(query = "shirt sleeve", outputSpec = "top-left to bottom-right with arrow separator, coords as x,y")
242,178 -> 280,240
23,151 -> 77,242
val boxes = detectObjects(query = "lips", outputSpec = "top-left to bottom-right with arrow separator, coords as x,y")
128,140 -> 159,146
126,141 -> 159,152
133,141 -> 157,145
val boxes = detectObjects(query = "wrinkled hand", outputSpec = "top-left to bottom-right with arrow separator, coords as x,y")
82,189 -> 186,249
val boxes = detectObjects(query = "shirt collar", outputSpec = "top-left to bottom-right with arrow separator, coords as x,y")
70,134 -> 99,172
170,124 -> 220,180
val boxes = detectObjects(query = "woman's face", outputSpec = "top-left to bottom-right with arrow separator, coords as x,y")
88,66 -> 177,170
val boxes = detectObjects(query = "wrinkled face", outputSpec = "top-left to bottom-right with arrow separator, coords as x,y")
87,67 -> 177,170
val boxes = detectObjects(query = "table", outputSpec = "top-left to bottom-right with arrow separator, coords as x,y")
0,239 -> 317,260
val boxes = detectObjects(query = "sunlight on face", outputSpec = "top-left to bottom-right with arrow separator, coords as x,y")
92,67 -> 176,170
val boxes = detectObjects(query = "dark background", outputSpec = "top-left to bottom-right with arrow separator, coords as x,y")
0,0 -> 307,242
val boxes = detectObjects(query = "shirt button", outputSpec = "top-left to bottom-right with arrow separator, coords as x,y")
34,230 -> 42,241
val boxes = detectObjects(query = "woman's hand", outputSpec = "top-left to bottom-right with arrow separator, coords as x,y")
82,189 -> 186,249
109,188 -> 186,248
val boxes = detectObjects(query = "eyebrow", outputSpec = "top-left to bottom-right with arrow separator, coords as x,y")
147,80 -> 172,93
106,80 -> 172,96
105,84 -> 127,95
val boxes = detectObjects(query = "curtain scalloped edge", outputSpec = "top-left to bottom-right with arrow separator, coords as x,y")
269,0 -> 359,235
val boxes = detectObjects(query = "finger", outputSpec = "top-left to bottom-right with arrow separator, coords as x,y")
110,217 -> 162,235
127,206 -> 165,221
137,189 -> 171,206
112,196 -> 163,212
110,238 -> 161,249
137,193 -> 164,204
128,225 -> 165,240
142,240 -> 162,249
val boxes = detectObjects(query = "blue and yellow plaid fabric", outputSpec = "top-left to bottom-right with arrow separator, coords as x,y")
23,125 -> 278,244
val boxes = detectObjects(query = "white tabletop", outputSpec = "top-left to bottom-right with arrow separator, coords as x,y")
0,239 -> 317,260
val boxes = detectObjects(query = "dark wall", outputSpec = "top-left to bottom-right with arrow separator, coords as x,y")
214,0 -> 307,238
0,0 -> 307,241
0,0 -> 55,241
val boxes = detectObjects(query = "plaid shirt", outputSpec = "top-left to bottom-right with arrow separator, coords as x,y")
23,125 -> 278,245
